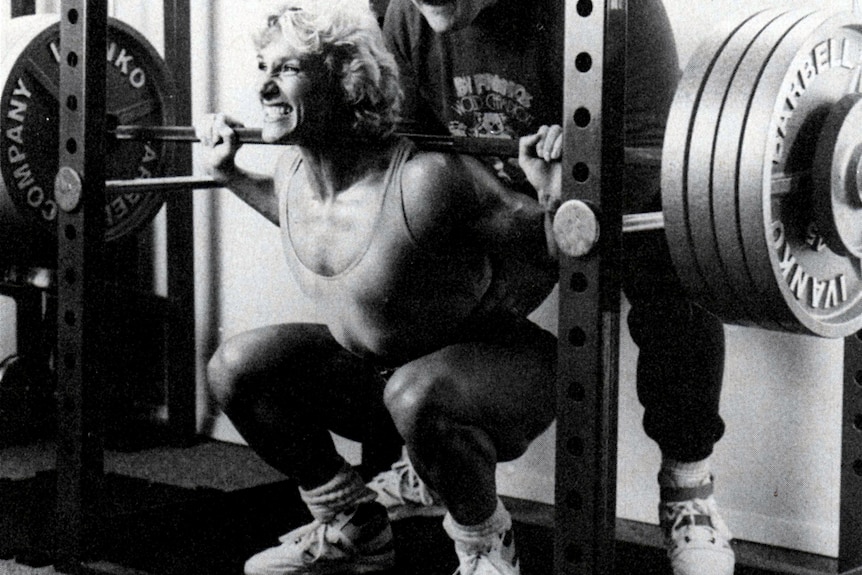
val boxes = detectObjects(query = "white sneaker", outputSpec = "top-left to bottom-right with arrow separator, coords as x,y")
244,501 -> 395,575
660,480 -> 734,575
367,446 -> 446,520
451,528 -> 520,575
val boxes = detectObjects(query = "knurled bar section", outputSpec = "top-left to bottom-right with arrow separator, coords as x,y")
55,0 -> 108,570
555,1 -> 626,574
841,332 -> 862,573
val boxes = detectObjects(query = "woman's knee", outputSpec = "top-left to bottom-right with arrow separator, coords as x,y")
207,337 -> 255,407
383,367 -> 452,441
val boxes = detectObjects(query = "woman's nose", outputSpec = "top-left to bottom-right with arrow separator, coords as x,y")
259,78 -> 279,101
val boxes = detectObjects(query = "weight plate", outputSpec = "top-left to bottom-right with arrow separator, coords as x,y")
710,10 -> 818,333
0,15 -> 175,254
737,11 -> 862,337
687,10 -> 798,327
663,9 -> 783,324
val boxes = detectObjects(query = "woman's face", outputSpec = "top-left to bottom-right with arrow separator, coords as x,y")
256,36 -> 331,144
410,0 -> 498,33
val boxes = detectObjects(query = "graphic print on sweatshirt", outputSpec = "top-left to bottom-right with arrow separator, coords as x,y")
447,72 -> 535,140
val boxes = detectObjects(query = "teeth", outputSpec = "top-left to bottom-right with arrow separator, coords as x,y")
263,104 -> 292,122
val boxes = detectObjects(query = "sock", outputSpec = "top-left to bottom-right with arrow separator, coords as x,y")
442,498 -> 512,549
659,457 -> 711,490
299,460 -> 378,523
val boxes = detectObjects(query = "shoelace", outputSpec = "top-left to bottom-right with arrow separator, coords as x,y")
452,548 -> 515,575
371,455 -> 438,506
662,497 -> 730,545
451,535 -> 518,575
666,498 -> 709,527
278,519 -> 354,562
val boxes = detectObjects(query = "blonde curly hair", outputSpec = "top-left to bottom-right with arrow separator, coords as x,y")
255,0 -> 402,140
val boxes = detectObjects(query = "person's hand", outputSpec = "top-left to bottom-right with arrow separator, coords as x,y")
195,113 -> 244,183
519,124 -> 562,213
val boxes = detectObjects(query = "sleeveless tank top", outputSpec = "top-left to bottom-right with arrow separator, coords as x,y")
279,138 -> 493,363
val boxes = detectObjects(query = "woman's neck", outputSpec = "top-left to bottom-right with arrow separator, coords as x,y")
299,138 -> 394,199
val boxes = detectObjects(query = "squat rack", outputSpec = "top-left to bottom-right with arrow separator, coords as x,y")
52,0 -> 195,571
555,1 -> 624,573
47,1 -> 862,575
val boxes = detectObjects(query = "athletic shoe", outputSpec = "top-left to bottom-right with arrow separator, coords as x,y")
244,501 -> 395,575
660,479 -> 735,575
452,527 -> 520,575
367,446 -> 446,520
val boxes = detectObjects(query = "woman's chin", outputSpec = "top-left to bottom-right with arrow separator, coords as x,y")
261,125 -> 294,144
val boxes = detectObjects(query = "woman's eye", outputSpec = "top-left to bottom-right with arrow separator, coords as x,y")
280,63 -> 300,75
257,61 -> 267,71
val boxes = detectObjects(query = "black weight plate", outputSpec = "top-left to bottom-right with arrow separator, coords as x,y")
0,15 -> 175,252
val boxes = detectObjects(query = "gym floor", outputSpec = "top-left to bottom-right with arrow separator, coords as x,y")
0,439 -> 829,575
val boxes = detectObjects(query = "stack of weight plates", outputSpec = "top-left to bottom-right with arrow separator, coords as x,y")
662,9 -> 862,338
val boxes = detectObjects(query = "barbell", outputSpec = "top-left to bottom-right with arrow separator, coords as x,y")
104,126 -> 664,190
3,10 -> 862,338
110,125 -> 664,165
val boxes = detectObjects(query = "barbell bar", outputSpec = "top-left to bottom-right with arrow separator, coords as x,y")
106,125 -> 668,236
105,125 -> 668,240
110,124 -> 664,167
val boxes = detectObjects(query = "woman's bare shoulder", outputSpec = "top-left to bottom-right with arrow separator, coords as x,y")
399,151 -> 476,241
402,151 -> 472,200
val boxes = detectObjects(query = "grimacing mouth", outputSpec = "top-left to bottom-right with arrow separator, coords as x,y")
263,103 -> 294,122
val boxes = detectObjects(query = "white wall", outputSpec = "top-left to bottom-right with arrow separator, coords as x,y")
0,0 -> 21,384
0,0 -> 854,559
